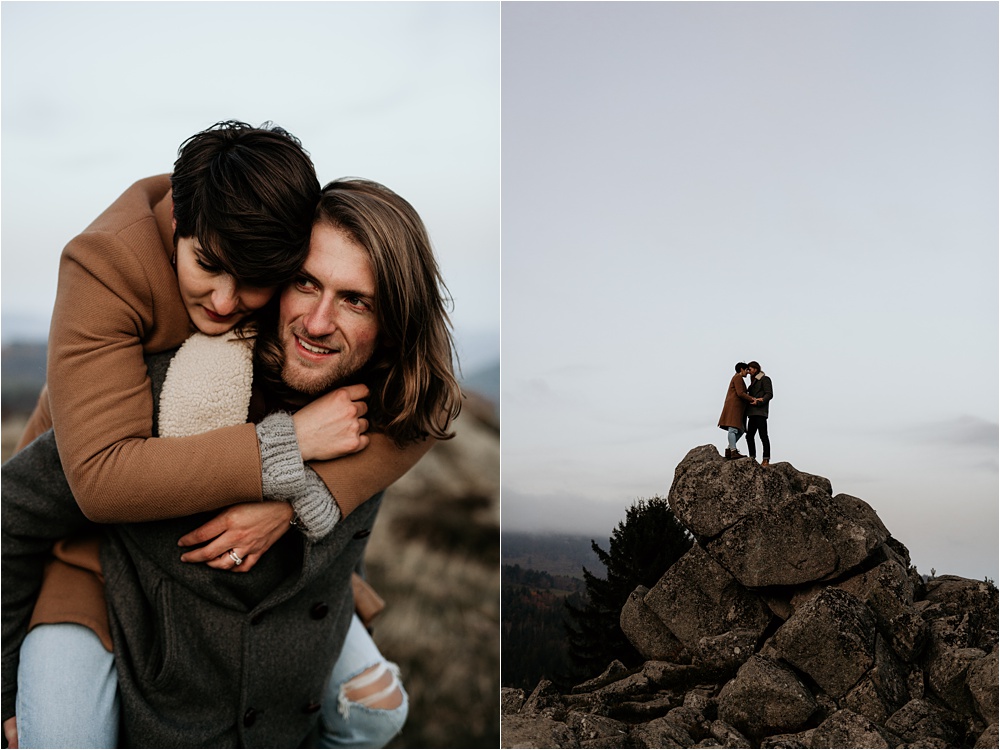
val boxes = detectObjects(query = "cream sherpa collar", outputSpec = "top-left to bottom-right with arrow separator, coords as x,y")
158,332 -> 254,438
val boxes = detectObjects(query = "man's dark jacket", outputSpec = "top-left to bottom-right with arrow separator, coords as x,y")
746,373 -> 774,418
1,351 -> 383,747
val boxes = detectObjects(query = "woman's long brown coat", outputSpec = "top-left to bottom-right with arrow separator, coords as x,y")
718,373 -> 753,430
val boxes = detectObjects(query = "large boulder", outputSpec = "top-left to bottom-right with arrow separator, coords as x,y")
503,446 -> 997,750
924,641 -> 987,715
668,446 -> 889,587
842,635 -> 911,725
966,648 -> 999,724
667,445 -> 831,539
629,717 -> 695,748
809,709 -> 899,749
564,711 -> 630,747
772,588 -> 877,699
693,629 -> 758,677
834,554 -> 929,662
921,576 -> 999,652
974,723 -> 999,749
501,714 -> 580,748
885,699 -> 964,747
620,585 -> 690,663
643,544 -> 773,652
717,655 -> 817,740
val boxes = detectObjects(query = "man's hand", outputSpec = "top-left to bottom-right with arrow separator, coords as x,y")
292,384 -> 371,462
4,716 -> 18,748
178,502 -> 296,572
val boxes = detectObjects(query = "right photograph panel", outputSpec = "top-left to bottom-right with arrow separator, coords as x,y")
501,3 -> 999,747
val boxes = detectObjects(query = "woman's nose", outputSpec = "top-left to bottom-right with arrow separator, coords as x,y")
212,278 -> 239,315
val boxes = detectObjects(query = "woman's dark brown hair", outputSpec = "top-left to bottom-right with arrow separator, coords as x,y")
171,120 -> 321,288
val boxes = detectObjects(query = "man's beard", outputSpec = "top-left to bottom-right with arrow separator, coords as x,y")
280,355 -> 362,397
277,332 -> 372,398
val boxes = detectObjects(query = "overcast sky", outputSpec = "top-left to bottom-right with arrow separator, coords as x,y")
1,1 -> 499,373
502,2 -> 998,581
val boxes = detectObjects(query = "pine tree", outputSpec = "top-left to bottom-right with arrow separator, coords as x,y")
563,496 -> 693,684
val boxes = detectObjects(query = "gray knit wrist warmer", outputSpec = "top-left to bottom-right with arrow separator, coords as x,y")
256,412 -> 306,501
291,467 -> 342,542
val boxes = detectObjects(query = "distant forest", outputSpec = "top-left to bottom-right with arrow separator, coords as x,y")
501,532 -> 600,691
502,498 -> 694,693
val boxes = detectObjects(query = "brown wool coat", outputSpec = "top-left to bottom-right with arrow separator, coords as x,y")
717,372 -> 753,430
15,176 -> 431,662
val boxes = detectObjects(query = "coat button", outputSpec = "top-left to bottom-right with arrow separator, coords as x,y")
303,701 -> 322,714
243,708 -> 257,727
310,602 -> 329,620
353,529 -> 371,539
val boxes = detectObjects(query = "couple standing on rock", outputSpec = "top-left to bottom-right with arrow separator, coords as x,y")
718,361 -> 773,463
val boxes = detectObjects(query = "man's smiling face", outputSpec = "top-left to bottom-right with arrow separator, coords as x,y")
277,221 -> 380,396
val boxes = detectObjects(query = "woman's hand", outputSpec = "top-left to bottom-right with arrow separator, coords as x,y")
292,384 -> 371,462
4,716 -> 18,748
178,502 -> 295,573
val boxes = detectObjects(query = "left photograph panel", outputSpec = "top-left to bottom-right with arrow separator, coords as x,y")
0,2 -> 499,748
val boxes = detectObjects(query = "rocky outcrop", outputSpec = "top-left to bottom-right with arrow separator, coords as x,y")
365,397 -> 500,747
502,446 -> 998,749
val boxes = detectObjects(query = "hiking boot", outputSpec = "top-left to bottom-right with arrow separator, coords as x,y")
724,448 -> 732,459
761,459 -> 770,467
729,449 -> 744,459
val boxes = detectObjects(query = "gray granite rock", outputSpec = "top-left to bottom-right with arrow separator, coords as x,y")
502,687 -> 526,715
966,648 -> 999,724
668,446 -> 887,587
717,655 -> 817,740
644,544 -> 772,651
501,714 -> 580,748
885,698 -> 963,746
772,588 -> 877,699
809,709 -> 898,749
621,585 -> 691,663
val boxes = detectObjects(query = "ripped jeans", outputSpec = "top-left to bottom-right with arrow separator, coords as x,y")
16,615 -> 407,749
319,613 -> 408,748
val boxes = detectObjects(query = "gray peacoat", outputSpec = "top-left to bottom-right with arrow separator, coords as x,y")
746,372 -> 773,418
1,350 -> 384,747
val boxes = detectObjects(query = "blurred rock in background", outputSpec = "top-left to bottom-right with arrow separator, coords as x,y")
342,391 -> 500,748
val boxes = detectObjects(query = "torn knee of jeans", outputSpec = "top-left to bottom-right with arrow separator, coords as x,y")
337,661 -> 405,718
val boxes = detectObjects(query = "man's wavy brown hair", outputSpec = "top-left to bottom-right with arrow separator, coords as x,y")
256,179 -> 462,444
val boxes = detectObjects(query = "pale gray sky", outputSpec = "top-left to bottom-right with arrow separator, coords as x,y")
501,2 -> 998,581
1,1 -> 499,372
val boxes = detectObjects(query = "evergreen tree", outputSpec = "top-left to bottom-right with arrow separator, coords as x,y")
563,496 -> 693,683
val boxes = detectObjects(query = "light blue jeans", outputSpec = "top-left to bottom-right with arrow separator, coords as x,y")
320,614 -> 408,748
16,623 -> 118,749
727,426 -> 745,451
16,615 -> 407,749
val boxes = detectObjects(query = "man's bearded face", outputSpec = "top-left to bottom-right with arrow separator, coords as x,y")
277,222 -> 380,395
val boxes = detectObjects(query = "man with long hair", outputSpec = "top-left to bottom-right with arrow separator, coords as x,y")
3,178 -> 462,747
746,361 -> 773,466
